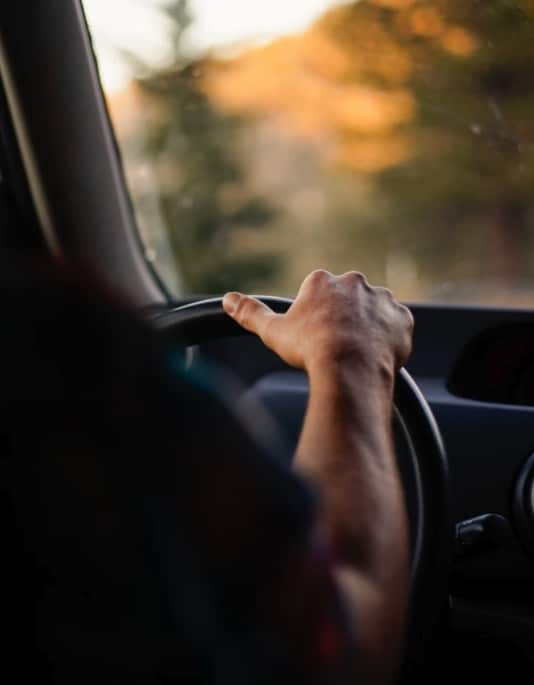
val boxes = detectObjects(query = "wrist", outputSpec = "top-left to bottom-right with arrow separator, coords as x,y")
306,349 -> 396,399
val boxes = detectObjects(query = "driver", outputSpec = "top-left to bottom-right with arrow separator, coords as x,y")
2,264 -> 413,685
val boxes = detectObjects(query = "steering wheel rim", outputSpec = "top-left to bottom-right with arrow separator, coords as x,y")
151,296 -> 450,670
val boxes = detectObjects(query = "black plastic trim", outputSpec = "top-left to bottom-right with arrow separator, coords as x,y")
0,1 -> 165,305
0,78 -> 43,253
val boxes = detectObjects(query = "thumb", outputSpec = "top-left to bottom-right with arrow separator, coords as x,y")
222,292 -> 278,339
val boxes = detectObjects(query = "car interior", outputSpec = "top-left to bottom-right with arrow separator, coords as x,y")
1,0 -> 534,682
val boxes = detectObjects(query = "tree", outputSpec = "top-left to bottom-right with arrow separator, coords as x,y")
197,0 -> 534,303
375,0 -> 534,299
116,0 -> 280,295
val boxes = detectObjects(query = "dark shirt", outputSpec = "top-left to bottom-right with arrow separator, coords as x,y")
1,260 -> 320,683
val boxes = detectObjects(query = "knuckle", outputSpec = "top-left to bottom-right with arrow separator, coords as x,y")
308,268 -> 330,283
343,271 -> 371,291
399,303 -> 414,328
359,273 -> 372,289
374,285 -> 393,299
342,270 -> 364,284
234,295 -> 253,325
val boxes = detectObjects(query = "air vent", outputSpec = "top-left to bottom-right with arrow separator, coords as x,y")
448,323 -> 534,406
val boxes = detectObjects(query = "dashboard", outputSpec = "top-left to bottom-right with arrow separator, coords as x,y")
184,302 -> 534,674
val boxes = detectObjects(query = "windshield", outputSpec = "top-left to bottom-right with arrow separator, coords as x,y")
83,0 -> 534,306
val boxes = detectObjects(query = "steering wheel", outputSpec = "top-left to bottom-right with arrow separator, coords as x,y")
152,296 -> 450,671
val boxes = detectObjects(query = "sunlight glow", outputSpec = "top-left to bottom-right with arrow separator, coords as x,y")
183,0 -> 353,52
83,0 -> 352,91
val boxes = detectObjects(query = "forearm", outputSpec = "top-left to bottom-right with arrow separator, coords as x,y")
222,270 -> 414,682
294,359 -> 409,682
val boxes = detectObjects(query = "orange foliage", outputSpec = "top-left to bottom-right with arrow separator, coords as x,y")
518,0 -> 534,16
332,87 -> 414,133
106,83 -> 144,135
200,4 -> 418,174
441,25 -> 479,57
200,1 -> 479,175
107,81 -> 168,137
370,0 -> 415,8
409,6 -> 445,38
336,134 -> 413,173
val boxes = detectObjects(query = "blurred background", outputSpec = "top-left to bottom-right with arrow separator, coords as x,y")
83,0 -> 534,306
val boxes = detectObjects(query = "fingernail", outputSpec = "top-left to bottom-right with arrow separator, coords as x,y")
223,292 -> 240,315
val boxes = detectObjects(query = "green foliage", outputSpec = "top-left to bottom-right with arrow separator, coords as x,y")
126,0 -> 279,294
370,0 -> 534,289
116,0 -> 534,303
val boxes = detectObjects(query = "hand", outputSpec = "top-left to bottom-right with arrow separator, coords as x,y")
224,270 -> 413,682
222,270 -> 414,382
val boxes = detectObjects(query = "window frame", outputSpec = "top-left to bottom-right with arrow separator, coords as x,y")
0,0 -> 167,306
